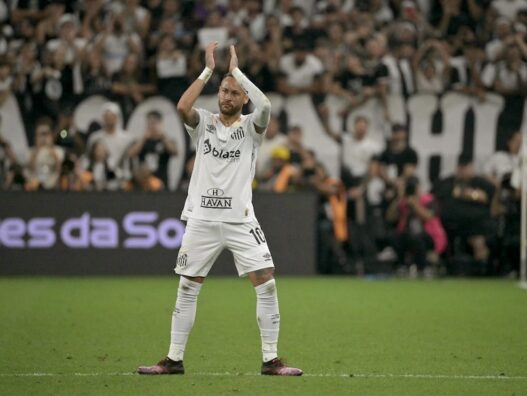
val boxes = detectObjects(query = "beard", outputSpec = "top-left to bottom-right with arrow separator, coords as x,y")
219,101 -> 242,116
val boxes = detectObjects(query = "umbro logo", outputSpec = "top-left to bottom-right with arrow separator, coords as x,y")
231,126 -> 245,140
206,124 -> 216,134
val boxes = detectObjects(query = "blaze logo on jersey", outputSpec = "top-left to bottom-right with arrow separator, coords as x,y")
201,195 -> 232,209
203,139 -> 241,161
231,126 -> 245,140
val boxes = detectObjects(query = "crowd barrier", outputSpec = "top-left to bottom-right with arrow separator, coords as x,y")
0,191 -> 318,276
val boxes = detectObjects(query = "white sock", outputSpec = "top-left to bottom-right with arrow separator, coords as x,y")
167,277 -> 202,362
255,279 -> 280,363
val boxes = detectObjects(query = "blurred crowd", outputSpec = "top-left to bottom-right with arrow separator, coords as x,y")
0,0 -> 526,276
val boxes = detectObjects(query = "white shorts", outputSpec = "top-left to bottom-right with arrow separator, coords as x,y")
175,218 -> 274,277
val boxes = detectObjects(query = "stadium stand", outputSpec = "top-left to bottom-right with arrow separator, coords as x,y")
0,0 -> 526,277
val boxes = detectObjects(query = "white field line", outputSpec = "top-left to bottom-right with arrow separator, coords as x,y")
0,372 -> 526,380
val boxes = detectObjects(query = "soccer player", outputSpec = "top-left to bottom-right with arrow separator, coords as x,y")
137,43 -> 303,376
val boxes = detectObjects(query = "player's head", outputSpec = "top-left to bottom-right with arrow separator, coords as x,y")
218,74 -> 249,117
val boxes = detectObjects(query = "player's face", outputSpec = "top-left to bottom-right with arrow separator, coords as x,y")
218,77 -> 248,117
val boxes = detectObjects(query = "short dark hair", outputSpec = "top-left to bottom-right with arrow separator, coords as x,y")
222,72 -> 234,81
392,123 -> 407,133
457,154 -> 473,167
35,116 -> 54,130
146,110 -> 162,120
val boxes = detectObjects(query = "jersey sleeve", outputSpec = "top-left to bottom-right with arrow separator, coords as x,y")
184,108 -> 210,143
248,112 -> 266,146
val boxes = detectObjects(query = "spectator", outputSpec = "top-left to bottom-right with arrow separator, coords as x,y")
285,125 -> 309,165
0,127 -> 17,188
244,42 -> 275,92
430,0 -> 488,38
155,34 -> 187,103
256,115 -> 287,180
25,117 -> 64,191
0,57 -> 12,108
258,146 -> 300,192
125,164 -> 164,192
482,43 -> 527,141
34,1 -> 66,45
485,17 -> 514,62
127,110 -> 177,187
82,48 -> 112,97
245,0 -> 266,42
119,0 -> 152,40
94,12 -> 142,75
491,0 -> 527,20
83,140 -> 120,191
79,0 -> 106,41
387,176 -> 447,276
45,14 -> 87,66
58,152 -> 91,192
277,42 -> 324,98
413,39 -> 451,94
331,53 -> 380,114
380,123 -> 419,182
322,113 -> 383,180
13,42 -> 39,140
86,102 -> 134,181
111,53 -> 156,122
282,6 -> 317,52
450,38 -> 487,100
483,130 -> 522,186
432,155 -> 496,275
11,0 -> 50,25
309,161 -> 349,274
32,45 -> 82,123
385,25 -> 416,99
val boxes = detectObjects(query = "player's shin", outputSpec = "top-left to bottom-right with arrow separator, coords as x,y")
168,277 -> 202,362
255,279 -> 280,363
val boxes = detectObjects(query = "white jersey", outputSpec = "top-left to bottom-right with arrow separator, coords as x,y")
181,108 -> 265,223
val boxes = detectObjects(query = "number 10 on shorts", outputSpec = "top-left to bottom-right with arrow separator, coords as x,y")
249,227 -> 266,245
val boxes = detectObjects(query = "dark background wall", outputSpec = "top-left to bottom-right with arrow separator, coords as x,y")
0,192 -> 318,276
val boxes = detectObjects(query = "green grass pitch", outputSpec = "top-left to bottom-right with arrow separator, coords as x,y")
0,277 -> 526,395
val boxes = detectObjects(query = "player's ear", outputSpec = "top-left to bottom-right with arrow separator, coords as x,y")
243,95 -> 249,105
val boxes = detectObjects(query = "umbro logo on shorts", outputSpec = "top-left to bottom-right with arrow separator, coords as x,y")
263,253 -> 272,261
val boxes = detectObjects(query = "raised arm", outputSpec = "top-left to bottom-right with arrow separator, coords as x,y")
176,42 -> 218,128
228,45 -> 271,134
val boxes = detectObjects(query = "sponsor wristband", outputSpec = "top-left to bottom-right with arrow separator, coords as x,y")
198,67 -> 213,83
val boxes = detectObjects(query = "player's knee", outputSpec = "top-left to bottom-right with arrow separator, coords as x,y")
250,267 -> 275,286
178,276 -> 203,297
255,278 -> 277,296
